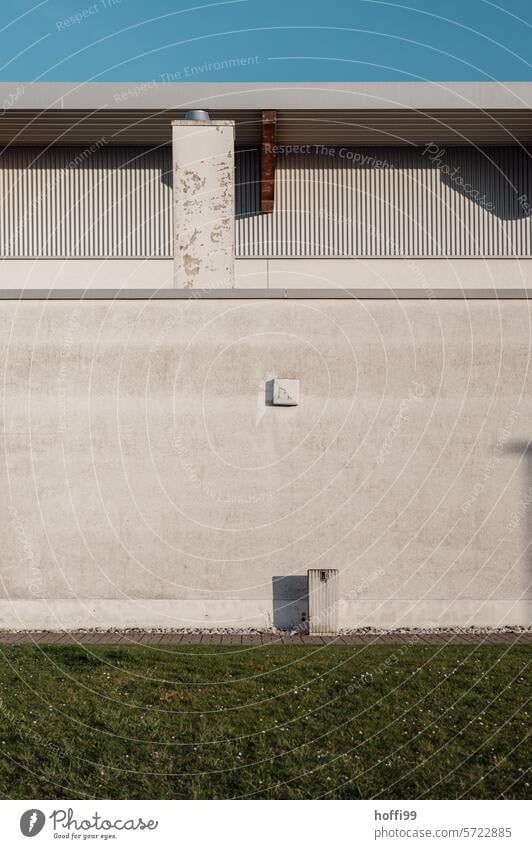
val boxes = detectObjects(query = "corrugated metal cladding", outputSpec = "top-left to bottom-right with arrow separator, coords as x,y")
1,145 -> 531,257
0,146 -> 172,257
235,146 -> 532,257
307,569 -> 339,636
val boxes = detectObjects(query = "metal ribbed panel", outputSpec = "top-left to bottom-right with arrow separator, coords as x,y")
2,144 -> 530,258
0,146 -> 172,257
308,569 -> 339,635
235,146 -> 532,257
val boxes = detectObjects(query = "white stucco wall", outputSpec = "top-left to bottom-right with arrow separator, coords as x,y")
1,297 -> 531,630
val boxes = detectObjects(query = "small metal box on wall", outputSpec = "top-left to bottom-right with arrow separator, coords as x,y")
307,569 -> 339,635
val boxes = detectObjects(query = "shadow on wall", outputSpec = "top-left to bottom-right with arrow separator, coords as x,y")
272,576 -> 308,630
235,147 -> 260,219
264,379 -> 274,406
438,146 -> 532,220
505,440 -> 532,625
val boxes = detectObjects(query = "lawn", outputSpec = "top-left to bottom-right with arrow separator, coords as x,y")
0,643 -> 529,799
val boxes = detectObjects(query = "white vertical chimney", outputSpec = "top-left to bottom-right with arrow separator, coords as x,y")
172,116 -> 235,289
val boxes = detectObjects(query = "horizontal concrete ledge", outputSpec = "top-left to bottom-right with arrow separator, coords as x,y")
2,258 -> 531,292
2,288 -> 532,300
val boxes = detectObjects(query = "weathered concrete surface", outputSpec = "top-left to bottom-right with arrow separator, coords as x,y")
172,120 -> 235,289
1,299 -> 531,629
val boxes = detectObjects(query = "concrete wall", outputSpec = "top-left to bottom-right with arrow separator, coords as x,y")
1,296 -> 531,630
1,257 -> 532,291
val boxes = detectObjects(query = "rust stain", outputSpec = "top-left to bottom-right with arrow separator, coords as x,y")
183,253 -> 201,276
210,225 -> 223,244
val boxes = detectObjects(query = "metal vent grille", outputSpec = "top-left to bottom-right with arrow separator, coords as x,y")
308,569 -> 339,635
0,145 -> 172,257
2,144 -> 530,258
235,146 -> 532,257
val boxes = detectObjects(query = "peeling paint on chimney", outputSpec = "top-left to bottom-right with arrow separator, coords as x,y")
172,120 -> 235,289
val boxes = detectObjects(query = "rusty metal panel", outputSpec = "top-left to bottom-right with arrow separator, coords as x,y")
260,110 -> 276,213
308,569 -> 339,635
0,146 -> 172,257
235,146 -> 532,257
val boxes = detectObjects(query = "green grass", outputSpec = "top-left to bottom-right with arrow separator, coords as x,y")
0,644 -> 529,799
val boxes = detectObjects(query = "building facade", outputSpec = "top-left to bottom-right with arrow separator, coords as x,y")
1,82 -> 531,630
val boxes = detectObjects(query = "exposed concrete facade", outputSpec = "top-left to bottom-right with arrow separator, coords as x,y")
172,120 -> 235,289
1,298 -> 530,630
0,83 -> 531,631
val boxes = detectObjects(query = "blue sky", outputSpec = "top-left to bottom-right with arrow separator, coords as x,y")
0,0 -> 530,81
